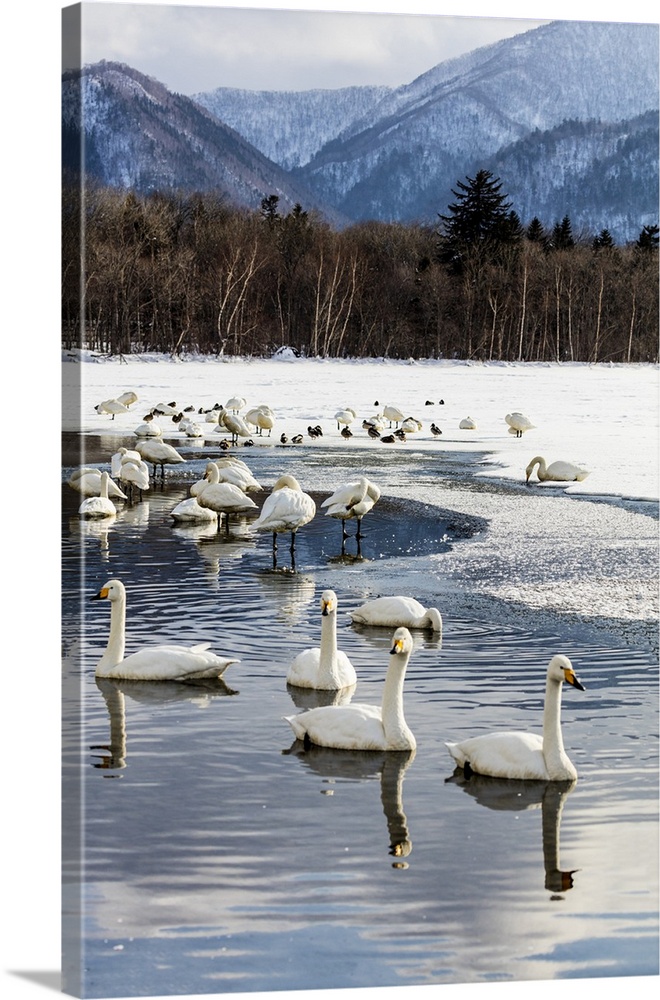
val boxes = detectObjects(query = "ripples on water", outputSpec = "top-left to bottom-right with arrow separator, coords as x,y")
61,454 -> 658,998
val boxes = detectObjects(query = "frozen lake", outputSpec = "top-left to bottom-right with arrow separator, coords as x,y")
61,408 -> 658,997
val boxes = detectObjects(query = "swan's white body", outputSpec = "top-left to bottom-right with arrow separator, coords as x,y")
225,396 -> 247,413
505,412 -> 535,437
349,596 -> 442,634
525,456 -> 590,483
220,412 -> 252,440
383,405 -> 405,427
334,407 -> 356,428
93,579 -> 238,680
196,463 -> 258,517
285,627 -> 416,751
401,417 -> 422,434
459,417 -> 477,430
69,467 -> 127,499
210,462 -> 262,492
252,475 -> 316,540
117,391 -> 138,408
136,439 -> 185,474
287,590 -> 357,690
96,398 -> 130,418
170,496 -> 218,523
134,421 -> 163,438
321,476 -> 381,526
446,655 -> 585,780
111,447 -> 142,478
118,459 -> 150,495
79,472 -> 117,518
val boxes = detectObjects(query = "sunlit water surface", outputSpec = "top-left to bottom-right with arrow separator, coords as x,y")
62,443 -> 658,998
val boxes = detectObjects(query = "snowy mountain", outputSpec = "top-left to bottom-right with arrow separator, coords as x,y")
193,85 -> 391,170
61,61 -> 344,223
62,20 -> 659,241
290,20 -> 658,237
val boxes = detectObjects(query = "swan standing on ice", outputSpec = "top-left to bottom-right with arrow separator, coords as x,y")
95,398 -> 130,419
321,476 -> 381,540
505,412 -> 535,437
446,654 -> 585,781
383,405 -> 405,427
349,596 -> 442,635
525,456 -> 590,484
285,627 -> 416,751
334,407 -> 356,430
287,590 -> 357,691
252,474 -> 316,557
92,579 -> 238,681
78,472 -> 117,518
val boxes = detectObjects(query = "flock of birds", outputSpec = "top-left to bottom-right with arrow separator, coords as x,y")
73,387 -> 590,783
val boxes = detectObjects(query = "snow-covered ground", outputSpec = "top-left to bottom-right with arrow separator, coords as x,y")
62,352 -> 659,649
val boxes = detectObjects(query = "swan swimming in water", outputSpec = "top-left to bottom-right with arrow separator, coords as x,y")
445,654 -> 585,781
285,627 -> 416,751
78,471 -> 117,519
287,590 -> 357,691
349,596 -> 442,635
525,456 -> 590,483
92,579 -> 238,681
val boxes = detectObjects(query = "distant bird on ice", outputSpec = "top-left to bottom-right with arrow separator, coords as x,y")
505,412 -> 536,437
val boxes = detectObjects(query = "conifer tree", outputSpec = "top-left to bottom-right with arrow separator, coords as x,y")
437,169 -> 516,273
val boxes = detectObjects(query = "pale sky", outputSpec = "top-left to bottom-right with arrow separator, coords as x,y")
60,0 -> 657,95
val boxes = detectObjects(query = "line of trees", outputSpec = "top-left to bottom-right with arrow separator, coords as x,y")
62,171 -> 659,362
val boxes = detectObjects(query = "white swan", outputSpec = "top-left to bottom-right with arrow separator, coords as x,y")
111,447 -> 142,478
285,627 -> 416,751
133,420 -> 162,438
525,456 -> 591,483
118,459 -> 150,499
219,411 -> 252,443
195,462 -> 258,519
287,590 -> 357,691
117,391 -> 138,408
95,398 -> 130,419
92,579 -> 238,681
170,496 -> 218,523
321,476 -> 380,539
209,460 -> 262,493
382,405 -> 405,427
334,407 -> 356,429
349,596 -> 442,634
446,654 -> 585,781
505,412 -> 535,437
136,439 -> 185,477
69,467 -> 127,500
459,416 -> 477,430
400,417 -> 422,434
78,471 -> 117,519
252,474 -> 316,553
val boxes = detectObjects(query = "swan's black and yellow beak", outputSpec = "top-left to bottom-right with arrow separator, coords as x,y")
390,637 -> 405,654
564,666 -> 585,691
91,586 -> 109,601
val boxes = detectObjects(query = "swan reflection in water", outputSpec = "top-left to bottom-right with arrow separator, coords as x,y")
284,743 -> 415,865
91,675 -> 238,772
446,771 -> 578,896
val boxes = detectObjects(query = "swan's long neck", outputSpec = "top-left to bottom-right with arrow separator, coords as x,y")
542,675 -> 575,780
381,652 -> 415,750
317,609 -> 340,685
534,457 -> 548,480
97,595 -> 126,672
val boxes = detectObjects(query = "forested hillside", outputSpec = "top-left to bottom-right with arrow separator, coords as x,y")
62,176 -> 659,364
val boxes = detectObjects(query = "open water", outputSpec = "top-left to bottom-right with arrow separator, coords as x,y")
61,438 -> 658,998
